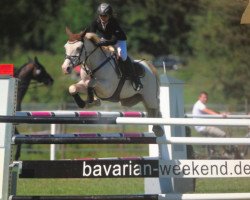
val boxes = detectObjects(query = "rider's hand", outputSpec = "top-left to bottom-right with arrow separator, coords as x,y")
96,37 -> 117,47
96,40 -> 109,47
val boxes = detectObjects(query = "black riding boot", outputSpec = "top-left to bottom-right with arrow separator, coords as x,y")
122,57 -> 143,91
72,93 -> 86,108
87,87 -> 94,103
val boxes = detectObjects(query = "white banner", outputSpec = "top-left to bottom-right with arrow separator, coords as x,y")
159,159 -> 250,178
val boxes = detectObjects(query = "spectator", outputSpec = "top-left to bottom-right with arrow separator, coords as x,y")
192,91 -> 228,156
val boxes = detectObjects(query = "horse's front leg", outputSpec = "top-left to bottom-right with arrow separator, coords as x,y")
85,78 -> 101,108
69,80 -> 87,108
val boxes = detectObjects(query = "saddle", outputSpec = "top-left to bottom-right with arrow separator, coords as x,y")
117,58 -> 145,79
103,46 -> 145,79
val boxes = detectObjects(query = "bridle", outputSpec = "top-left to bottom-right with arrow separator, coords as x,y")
64,40 -> 88,72
64,38 -> 116,77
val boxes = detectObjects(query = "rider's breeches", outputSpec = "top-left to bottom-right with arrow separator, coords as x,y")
200,126 -> 227,137
115,40 -> 127,61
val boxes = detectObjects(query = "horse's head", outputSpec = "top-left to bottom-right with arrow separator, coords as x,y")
31,56 -> 54,86
62,27 -> 100,74
61,27 -> 86,74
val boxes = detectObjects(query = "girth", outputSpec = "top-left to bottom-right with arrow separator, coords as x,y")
94,76 -> 126,102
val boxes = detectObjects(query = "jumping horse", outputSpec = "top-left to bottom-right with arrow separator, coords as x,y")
61,28 -> 163,137
14,57 -> 54,160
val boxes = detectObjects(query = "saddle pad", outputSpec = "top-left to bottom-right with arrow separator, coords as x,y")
118,61 -> 145,79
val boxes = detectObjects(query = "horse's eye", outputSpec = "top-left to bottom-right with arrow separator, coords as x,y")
35,69 -> 41,75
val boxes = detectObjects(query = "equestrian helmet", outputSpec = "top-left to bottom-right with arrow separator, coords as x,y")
97,3 -> 113,16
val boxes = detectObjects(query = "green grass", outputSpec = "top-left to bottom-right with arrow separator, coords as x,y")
17,179 -> 144,195
16,178 -> 250,195
195,178 -> 250,193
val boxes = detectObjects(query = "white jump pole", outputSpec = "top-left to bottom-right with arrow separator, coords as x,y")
117,117 -> 250,126
0,77 -> 17,200
50,124 -> 56,160
158,193 -> 250,200
186,114 -> 250,118
156,136 -> 250,145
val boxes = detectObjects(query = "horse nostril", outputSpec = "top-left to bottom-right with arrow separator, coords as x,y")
66,67 -> 72,73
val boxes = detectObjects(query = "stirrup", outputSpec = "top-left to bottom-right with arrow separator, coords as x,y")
133,82 -> 143,91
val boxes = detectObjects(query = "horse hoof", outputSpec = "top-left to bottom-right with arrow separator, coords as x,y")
76,101 -> 86,108
94,99 -> 101,106
152,125 -> 164,137
86,99 -> 101,108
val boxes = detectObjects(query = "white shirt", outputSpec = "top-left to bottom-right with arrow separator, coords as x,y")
192,100 -> 206,132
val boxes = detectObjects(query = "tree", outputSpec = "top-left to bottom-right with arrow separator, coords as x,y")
108,0 -> 198,56
0,0 -> 64,56
188,0 -> 250,105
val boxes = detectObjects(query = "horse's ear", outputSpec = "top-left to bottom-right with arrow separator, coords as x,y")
66,27 -> 73,36
80,28 -> 87,38
34,56 -> 38,63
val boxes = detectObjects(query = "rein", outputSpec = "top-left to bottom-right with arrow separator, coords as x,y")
65,38 -> 116,77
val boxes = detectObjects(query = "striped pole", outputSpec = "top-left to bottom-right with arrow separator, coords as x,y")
9,193 -> 250,200
1,116 -> 250,126
12,134 -> 250,145
12,133 -> 156,144
10,195 -> 157,200
15,111 -> 146,117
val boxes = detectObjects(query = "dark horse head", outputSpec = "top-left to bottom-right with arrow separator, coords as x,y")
14,56 -> 54,111
14,56 -> 54,161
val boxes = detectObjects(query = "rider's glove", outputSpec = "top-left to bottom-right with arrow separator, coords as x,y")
96,37 -> 117,47
96,40 -> 111,47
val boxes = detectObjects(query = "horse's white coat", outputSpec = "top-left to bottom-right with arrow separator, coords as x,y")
62,32 -> 160,118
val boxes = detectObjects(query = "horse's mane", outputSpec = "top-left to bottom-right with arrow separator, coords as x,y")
68,32 -> 101,43
85,32 -> 101,43
14,62 -> 30,77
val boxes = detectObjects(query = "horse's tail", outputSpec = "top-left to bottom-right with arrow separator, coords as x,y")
145,61 -> 160,85
146,61 -> 158,77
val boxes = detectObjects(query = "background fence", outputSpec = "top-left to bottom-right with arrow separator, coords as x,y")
16,102 -> 250,160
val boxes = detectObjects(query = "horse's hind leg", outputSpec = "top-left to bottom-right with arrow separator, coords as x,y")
239,132 -> 250,158
147,108 -> 164,137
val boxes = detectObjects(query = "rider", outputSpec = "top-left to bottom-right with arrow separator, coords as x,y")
86,3 -> 143,102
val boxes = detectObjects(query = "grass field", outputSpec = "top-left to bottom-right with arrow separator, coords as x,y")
16,178 -> 250,195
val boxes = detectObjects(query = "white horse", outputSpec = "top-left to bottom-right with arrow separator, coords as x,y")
61,28 -> 163,136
